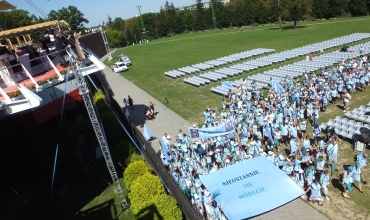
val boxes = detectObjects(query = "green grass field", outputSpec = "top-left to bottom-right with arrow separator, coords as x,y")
105,17 -> 370,124
103,17 -> 370,219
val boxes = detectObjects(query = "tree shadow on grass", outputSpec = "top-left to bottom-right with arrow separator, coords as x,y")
136,204 -> 164,220
266,25 -> 308,31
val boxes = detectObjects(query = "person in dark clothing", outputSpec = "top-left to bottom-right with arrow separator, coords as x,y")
26,40 -> 41,67
128,95 -> 134,110
54,31 -> 68,67
40,35 -> 51,54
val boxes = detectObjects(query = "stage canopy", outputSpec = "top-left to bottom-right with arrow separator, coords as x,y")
0,20 -> 70,40
200,156 -> 304,220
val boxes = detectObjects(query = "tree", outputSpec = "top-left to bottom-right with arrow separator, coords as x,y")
328,0 -> 348,18
0,9 -> 33,30
111,17 -> 124,31
286,0 -> 308,28
48,6 -> 89,31
348,0 -> 367,16
312,0 -> 329,19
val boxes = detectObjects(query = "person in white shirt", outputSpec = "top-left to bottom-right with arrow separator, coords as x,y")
162,133 -> 171,145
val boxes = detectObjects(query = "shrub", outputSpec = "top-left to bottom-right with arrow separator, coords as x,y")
125,150 -> 142,166
129,173 -> 165,216
113,141 -> 140,169
153,194 -> 183,220
123,160 -> 150,190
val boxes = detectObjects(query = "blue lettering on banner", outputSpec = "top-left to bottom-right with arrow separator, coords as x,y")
238,187 -> 266,199
243,182 -> 253,188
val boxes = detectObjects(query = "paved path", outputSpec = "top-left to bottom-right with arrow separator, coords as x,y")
99,56 -> 328,220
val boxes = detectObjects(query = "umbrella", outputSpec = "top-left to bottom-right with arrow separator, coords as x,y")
359,127 -> 370,143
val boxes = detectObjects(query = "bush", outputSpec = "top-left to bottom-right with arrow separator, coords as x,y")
129,173 -> 165,216
113,141 -> 136,169
153,194 -> 183,220
123,160 -> 151,190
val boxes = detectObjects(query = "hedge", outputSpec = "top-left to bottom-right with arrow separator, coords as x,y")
123,160 -> 151,190
129,173 -> 165,217
153,194 -> 183,220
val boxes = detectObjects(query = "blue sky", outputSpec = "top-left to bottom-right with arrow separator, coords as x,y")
11,0 -> 196,27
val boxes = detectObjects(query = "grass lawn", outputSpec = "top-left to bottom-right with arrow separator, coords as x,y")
103,16 -> 370,219
104,16 -> 370,124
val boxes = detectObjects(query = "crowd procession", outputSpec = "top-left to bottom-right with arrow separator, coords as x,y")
159,53 -> 370,219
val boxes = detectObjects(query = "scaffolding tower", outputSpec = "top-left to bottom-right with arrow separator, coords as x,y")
68,47 -> 129,210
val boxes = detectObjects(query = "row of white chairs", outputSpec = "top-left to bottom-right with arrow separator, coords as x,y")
164,70 -> 186,78
184,76 -> 210,86
249,41 -> 370,85
178,66 -> 200,74
200,72 -> 227,81
192,63 -> 214,70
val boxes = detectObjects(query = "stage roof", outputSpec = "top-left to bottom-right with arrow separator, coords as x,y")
0,20 -> 70,40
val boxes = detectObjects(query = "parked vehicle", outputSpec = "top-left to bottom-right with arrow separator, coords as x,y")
117,54 -> 132,65
112,62 -> 128,73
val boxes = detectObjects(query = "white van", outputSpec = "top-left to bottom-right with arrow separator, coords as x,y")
112,62 -> 128,73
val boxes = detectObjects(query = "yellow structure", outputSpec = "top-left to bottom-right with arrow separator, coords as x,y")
0,20 -> 70,49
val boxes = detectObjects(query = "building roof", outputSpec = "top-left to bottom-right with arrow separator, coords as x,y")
0,0 -> 16,11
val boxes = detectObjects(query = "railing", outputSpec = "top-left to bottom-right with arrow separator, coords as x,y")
109,94 -> 203,220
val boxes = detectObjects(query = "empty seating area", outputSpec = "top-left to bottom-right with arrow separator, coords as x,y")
204,60 -> 228,67
164,70 -> 186,78
178,66 -> 200,74
217,48 -> 274,63
322,105 -> 370,139
344,105 -> 370,124
183,76 -> 210,86
246,40 -> 370,86
164,48 -> 274,78
210,33 -> 370,95
200,72 -> 227,81
192,63 -> 214,70
321,117 -> 370,140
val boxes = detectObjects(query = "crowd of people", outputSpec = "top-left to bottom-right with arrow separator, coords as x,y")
159,53 -> 369,219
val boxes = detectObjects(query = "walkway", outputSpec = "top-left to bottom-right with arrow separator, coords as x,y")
99,56 -> 327,220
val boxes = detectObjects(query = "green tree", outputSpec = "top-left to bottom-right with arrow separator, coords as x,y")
328,0 -> 348,18
195,0 -> 207,30
111,17 -> 124,31
312,0 -> 329,19
48,5 -> 89,31
0,9 -> 33,30
286,0 -> 308,28
182,10 -> 197,31
348,0 -> 367,16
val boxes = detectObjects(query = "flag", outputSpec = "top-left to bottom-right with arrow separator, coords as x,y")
222,81 -> 233,89
271,80 -> 284,94
143,123 -> 153,141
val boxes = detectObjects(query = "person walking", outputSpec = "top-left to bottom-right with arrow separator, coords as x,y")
123,98 -> 128,109
352,164 -> 364,193
343,90 -> 351,112
356,153 -> 368,184
128,95 -> 134,110
342,166 -> 354,198
149,101 -> 155,114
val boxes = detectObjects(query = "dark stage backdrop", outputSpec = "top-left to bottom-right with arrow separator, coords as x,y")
79,32 -> 106,58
